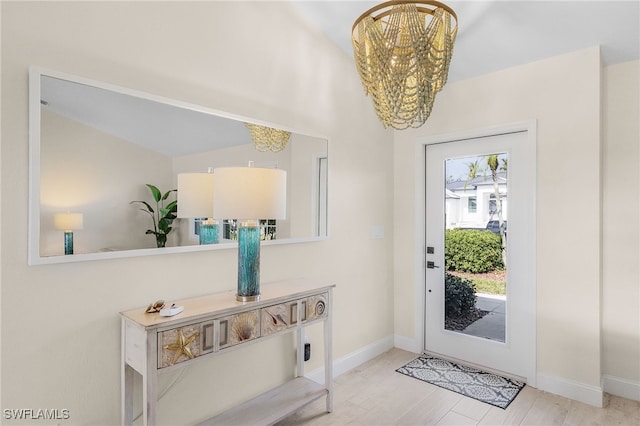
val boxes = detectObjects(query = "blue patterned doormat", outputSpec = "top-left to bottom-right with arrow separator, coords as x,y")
396,355 -> 525,409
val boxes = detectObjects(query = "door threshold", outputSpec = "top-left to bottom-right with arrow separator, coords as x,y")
422,349 -> 527,384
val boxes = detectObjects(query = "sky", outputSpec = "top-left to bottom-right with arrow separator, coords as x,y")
445,153 -> 508,182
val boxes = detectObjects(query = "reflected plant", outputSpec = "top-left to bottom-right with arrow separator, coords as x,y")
130,184 -> 177,248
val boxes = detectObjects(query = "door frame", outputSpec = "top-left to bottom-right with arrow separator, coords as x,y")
411,120 -> 537,385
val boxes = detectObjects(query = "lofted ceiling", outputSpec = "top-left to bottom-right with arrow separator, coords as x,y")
292,0 -> 640,83
40,1 -> 639,158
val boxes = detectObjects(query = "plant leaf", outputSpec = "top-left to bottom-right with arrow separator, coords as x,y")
158,220 -> 169,233
162,189 -> 177,201
146,184 -> 162,202
165,200 -> 177,211
131,200 -> 155,214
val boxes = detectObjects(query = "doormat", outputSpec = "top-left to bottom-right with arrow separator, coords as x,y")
396,355 -> 524,409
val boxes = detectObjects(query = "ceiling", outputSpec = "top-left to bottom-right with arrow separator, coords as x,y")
292,0 -> 640,83
41,75 -> 254,158
40,1 -> 639,157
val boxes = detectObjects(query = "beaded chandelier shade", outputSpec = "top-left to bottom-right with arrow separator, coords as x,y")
352,1 -> 458,129
245,123 -> 291,152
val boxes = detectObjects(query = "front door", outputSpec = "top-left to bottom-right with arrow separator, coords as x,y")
424,130 -> 536,382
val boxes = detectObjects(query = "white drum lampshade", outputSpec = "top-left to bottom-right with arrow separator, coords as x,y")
177,172 -> 214,218
213,167 -> 286,221
54,213 -> 84,231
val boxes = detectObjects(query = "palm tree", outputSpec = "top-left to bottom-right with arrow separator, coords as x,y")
487,155 -> 507,267
463,159 -> 481,191
464,155 -> 508,267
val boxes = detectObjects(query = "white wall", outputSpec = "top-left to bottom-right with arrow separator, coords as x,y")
602,60 -> 640,399
1,2 -> 394,424
394,47 -> 606,401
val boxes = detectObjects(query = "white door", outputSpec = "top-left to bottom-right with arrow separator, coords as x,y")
424,130 -> 536,382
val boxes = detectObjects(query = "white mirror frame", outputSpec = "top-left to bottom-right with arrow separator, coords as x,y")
28,66 -> 329,265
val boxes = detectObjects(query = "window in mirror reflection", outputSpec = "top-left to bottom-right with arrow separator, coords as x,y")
222,219 -> 278,241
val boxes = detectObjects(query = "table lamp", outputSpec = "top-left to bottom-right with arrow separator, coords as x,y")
54,213 -> 84,255
177,170 -> 218,244
213,164 -> 286,302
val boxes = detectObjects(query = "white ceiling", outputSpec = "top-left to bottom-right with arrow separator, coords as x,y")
292,0 -> 640,83
41,75 -> 253,158
40,1 -> 639,157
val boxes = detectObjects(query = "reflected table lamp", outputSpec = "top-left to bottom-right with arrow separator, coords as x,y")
213,165 -> 286,302
177,170 -> 218,245
54,213 -> 83,255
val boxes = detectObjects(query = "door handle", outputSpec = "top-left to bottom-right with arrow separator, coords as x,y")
426,261 -> 440,269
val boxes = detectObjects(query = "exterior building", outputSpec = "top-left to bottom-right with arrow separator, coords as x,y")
446,173 -> 507,229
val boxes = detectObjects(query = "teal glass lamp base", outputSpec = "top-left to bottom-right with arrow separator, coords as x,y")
199,220 -> 219,245
64,231 -> 74,255
236,221 -> 260,302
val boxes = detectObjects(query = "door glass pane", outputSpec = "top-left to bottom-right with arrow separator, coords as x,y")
444,153 -> 507,342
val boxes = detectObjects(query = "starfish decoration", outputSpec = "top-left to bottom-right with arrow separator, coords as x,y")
164,328 -> 200,365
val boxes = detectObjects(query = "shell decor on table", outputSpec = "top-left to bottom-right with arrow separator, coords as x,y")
230,311 -> 259,343
261,303 -> 293,336
161,326 -> 201,367
307,293 -> 328,322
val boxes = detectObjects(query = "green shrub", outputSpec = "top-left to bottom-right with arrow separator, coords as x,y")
444,229 -> 504,273
445,273 -> 477,318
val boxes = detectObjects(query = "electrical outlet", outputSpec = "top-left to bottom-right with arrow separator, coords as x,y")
304,343 -> 311,361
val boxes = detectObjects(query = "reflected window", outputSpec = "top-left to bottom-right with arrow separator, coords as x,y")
222,219 -> 278,241
468,197 -> 477,213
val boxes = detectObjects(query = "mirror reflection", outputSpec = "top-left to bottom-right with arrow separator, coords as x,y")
32,70 -> 328,263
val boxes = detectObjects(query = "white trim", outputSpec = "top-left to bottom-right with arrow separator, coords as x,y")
305,335 -> 394,384
603,374 -> 640,401
28,235 -> 329,265
27,66 -> 330,266
413,140 -> 427,356
537,373 -> 604,407
416,120 -> 538,385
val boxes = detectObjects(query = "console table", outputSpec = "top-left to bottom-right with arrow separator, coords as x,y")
120,279 -> 334,425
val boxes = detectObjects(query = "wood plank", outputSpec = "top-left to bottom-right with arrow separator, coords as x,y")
197,377 -> 328,426
121,279 -> 334,329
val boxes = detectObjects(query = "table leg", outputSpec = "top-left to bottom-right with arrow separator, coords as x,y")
324,289 -> 333,413
143,331 -> 158,425
122,363 -> 134,425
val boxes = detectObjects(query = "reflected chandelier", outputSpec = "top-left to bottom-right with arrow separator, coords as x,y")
245,123 -> 291,152
352,1 -> 458,129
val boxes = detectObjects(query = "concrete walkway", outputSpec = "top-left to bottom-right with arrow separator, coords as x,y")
458,293 -> 506,342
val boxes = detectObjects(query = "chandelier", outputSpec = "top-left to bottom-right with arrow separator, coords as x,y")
245,123 -> 291,152
352,1 -> 458,129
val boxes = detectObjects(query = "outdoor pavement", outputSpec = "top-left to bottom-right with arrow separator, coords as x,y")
459,294 -> 506,342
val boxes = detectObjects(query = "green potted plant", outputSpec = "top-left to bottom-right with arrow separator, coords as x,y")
131,184 -> 177,248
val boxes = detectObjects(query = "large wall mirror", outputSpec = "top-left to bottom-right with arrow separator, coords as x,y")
28,67 -> 328,265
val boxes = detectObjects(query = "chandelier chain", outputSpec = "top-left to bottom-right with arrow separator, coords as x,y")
352,1 -> 457,129
245,123 -> 291,153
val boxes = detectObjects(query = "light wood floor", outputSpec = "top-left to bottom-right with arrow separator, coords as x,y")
278,349 -> 640,426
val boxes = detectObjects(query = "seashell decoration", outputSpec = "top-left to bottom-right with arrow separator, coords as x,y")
160,326 -> 201,367
315,300 -> 326,316
261,303 -> 292,336
307,293 -> 328,322
231,312 -> 258,343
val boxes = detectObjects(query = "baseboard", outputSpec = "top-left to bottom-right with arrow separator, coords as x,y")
393,334 -> 422,354
603,374 -> 640,401
537,373 -> 604,407
305,335 -> 394,384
